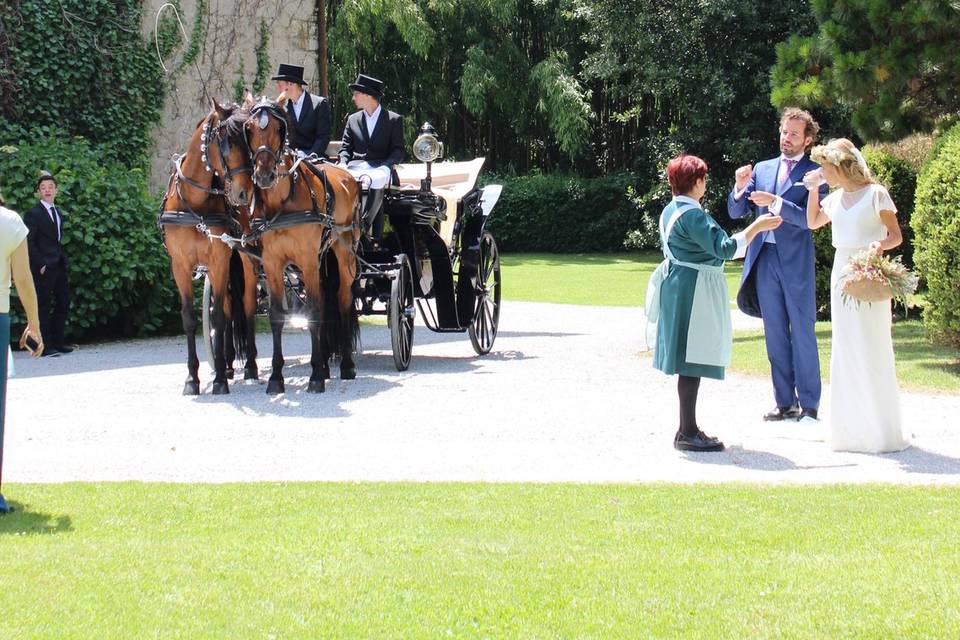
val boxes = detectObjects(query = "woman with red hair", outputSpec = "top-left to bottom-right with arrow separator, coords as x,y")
647,154 -> 782,451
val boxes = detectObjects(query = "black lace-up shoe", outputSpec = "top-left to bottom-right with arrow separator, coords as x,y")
674,431 -> 725,452
763,405 -> 801,421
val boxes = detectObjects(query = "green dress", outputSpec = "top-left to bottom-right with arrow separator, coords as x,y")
652,197 -> 740,380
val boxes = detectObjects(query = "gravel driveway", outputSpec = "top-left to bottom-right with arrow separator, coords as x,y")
6,301 -> 960,484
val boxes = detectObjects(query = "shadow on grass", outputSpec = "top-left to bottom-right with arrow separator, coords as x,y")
0,502 -> 73,536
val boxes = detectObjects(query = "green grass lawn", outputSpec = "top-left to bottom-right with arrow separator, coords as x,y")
732,319 -> 960,392
2,483 -> 959,639
501,251 -> 742,307
501,252 -> 960,393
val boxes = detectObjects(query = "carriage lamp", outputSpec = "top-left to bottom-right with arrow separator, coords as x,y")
413,122 -> 443,192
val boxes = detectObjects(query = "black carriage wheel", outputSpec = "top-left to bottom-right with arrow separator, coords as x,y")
201,273 -> 216,371
389,254 -> 415,371
468,231 -> 501,355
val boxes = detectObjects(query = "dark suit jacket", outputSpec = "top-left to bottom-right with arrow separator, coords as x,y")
727,155 -> 828,319
338,108 -> 405,168
287,93 -> 331,156
23,201 -> 68,273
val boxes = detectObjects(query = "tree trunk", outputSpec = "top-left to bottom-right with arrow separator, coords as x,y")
316,0 -> 328,96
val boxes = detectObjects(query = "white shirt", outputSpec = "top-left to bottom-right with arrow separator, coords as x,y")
291,90 -> 307,121
364,105 -> 382,137
41,200 -> 61,241
0,206 -> 29,313
733,153 -> 804,244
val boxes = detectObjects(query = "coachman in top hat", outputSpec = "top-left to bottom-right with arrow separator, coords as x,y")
271,63 -> 332,157
338,73 -> 406,238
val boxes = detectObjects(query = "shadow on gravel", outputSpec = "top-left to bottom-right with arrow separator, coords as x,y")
681,446 -> 857,472
185,347 -> 509,417
879,447 -> 960,475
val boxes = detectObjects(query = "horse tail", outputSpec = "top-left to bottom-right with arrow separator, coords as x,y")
228,249 -> 248,361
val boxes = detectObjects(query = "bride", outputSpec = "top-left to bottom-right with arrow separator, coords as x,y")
802,138 -> 909,453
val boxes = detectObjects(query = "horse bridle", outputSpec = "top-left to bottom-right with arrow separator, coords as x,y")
199,112 -> 253,207
248,100 -> 290,188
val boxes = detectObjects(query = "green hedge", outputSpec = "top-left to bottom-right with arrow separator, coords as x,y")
483,173 -> 641,252
812,147 -> 919,319
913,124 -> 960,346
0,123 -> 179,341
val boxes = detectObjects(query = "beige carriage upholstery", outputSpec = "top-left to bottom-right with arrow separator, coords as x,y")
393,158 -> 486,247
324,140 -> 343,160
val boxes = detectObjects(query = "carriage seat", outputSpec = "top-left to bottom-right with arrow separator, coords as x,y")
324,140 -> 343,161
393,158 -> 486,247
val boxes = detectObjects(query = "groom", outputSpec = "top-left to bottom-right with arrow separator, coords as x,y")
728,108 -> 828,422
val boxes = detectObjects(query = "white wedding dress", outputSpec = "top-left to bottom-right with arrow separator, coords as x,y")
823,184 -> 908,453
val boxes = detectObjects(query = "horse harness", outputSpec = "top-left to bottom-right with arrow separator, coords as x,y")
244,100 -> 361,259
158,111 -> 252,243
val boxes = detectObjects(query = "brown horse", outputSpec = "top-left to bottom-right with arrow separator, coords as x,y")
159,99 -> 259,395
240,98 -> 361,394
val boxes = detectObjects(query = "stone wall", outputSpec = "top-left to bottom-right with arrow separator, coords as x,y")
142,0 -> 317,191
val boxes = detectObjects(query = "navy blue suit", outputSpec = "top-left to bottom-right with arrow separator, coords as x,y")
728,155 -> 827,410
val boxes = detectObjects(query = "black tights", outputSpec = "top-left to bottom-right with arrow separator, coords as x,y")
678,375 -> 701,437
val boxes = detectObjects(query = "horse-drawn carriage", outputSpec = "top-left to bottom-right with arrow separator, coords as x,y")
166,99 -> 502,393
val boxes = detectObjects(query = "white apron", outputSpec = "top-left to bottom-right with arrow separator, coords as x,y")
645,202 -> 732,368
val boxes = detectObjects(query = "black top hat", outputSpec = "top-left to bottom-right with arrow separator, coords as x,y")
348,74 -> 384,99
271,63 -> 307,85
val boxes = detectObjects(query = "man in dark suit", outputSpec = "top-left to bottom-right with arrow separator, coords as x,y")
24,173 -> 71,356
272,63 -> 331,157
728,108 -> 828,423
338,73 -> 406,238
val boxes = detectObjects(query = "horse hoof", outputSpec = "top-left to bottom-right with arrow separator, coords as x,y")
226,368 -> 235,380
182,381 -> 200,396
212,381 -> 230,395
266,379 -> 285,395
308,379 -> 325,393
244,367 -> 259,381
340,366 -> 356,380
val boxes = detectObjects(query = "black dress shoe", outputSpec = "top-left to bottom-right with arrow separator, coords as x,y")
41,350 -> 61,358
763,405 -> 801,421
53,345 -> 74,354
674,431 -> 725,452
799,408 -> 818,421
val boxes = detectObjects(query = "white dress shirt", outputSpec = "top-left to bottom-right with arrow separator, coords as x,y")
364,105 -> 382,137
291,90 -> 306,121
41,200 -> 61,241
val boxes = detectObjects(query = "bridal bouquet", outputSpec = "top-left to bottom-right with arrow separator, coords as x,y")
838,249 -> 919,306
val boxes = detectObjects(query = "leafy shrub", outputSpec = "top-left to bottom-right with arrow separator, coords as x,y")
912,123 -> 960,346
0,123 -> 179,341
0,0 -> 164,167
483,173 -> 641,252
862,147 -> 917,268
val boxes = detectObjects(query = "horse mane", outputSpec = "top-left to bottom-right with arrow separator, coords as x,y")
190,102 -> 249,134
220,102 -> 250,137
